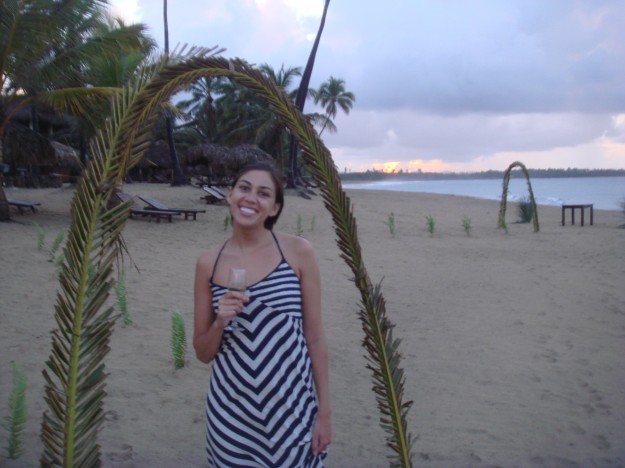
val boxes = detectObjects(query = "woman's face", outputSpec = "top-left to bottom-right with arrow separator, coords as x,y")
228,170 -> 280,228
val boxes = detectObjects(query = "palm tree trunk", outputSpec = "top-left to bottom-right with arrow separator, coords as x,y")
163,0 -> 186,186
286,0 -> 330,188
0,138 -> 10,221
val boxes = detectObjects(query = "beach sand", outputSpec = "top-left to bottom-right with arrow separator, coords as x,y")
1,183 -> 624,467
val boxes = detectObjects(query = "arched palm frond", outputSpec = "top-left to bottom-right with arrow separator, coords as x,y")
143,56 -> 414,466
40,50 -> 413,467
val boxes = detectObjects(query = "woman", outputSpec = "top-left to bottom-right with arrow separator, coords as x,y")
193,161 -> 331,467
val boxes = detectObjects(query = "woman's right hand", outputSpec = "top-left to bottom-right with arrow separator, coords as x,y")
215,291 -> 249,328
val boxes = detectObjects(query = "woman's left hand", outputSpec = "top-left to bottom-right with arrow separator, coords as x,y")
311,411 -> 331,455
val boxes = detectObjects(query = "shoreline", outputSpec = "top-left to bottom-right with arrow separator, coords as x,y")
1,184 -> 624,467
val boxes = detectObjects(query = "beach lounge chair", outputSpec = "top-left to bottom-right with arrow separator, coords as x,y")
112,191 -> 180,223
8,198 -> 40,214
200,186 -> 227,204
138,195 -> 206,220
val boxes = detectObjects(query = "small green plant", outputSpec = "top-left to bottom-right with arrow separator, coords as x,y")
114,268 -> 131,326
462,216 -> 472,237
425,215 -> 435,237
2,363 -> 27,459
309,215 -> 316,232
48,230 -> 65,262
223,214 -> 231,231
35,222 -> 46,250
499,217 -> 509,234
619,197 -> 625,228
296,213 -> 303,236
54,251 -> 66,273
171,310 -> 187,369
516,196 -> 533,223
385,212 -> 396,237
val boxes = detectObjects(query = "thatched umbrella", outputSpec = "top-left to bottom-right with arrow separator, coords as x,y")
141,140 -> 172,169
184,142 -> 229,167
4,123 -> 56,168
220,144 -> 273,176
51,141 -> 81,173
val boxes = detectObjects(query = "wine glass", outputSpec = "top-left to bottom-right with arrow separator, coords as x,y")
225,268 -> 247,331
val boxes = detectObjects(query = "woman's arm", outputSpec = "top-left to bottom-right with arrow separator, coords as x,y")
193,252 -> 247,363
290,236 -> 332,455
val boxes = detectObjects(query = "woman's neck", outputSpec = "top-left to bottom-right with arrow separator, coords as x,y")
229,228 -> 273,254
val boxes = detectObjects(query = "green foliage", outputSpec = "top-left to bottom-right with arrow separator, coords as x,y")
425,214 -> 435,237
499,217 -> 509,234
296,213 -> 303,236
171,310 -> 187,369
516,197 -> 533,223
309,215 -> 316,232
462,216 -> 472,237
385,212 -> 396,237
3,363 -> 27,459
34,222 -> 46,250
48,230 -> 65,262
223,214 -> 231,231
53,251 -> 66,274
114,269 -> 131,326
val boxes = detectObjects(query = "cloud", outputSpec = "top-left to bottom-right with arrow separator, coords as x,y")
109,0 -> 625,171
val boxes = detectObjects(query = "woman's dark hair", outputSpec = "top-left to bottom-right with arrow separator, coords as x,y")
231,161 -> 285,230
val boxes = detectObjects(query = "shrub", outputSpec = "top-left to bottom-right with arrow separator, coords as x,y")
516,197 -> 533,223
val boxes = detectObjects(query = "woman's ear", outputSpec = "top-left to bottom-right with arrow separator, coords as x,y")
270,203 -> 281,217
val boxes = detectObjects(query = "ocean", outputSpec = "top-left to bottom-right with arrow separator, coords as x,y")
342,176 -> 625,211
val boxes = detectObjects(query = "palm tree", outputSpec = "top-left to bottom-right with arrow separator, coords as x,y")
0,0 -> 151,220
314,76 -> 355,136
286,0 -> 331,188
163,0 -> 187,185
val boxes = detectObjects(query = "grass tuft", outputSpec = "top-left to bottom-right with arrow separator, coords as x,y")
171,310 -> 187,369
462,216 -> 472,237
2,362 -> 27,459
114,268 -> 131,326
425,215 -> 435,237
385,212 -> 396,237
48,230 -> 65,262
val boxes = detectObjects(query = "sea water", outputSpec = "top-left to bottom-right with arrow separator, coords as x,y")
342,176 -> 625,211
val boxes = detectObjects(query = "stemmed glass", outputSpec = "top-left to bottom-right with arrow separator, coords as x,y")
225,268 -> 247,331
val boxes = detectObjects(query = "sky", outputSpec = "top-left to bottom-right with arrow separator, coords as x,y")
108,0 -> 625,173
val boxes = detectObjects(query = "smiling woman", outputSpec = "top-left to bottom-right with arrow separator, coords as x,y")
193,161 -> 331,466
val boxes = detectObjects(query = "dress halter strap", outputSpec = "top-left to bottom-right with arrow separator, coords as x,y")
209,241 -> 229,283
270,231 -> 286,261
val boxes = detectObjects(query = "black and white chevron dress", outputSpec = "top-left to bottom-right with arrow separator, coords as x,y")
206,247 -> 326,467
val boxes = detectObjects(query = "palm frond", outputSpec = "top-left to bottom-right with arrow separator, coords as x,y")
39,54 -> 173,466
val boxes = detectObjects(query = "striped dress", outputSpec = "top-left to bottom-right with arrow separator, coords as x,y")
206,241 -> 326,467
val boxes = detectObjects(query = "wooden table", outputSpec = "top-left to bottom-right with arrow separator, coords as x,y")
561,204 -> 593,226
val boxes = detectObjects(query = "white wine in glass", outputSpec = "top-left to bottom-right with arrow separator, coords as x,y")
225,268 -> 247,331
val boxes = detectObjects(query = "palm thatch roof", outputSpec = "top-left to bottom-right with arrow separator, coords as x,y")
4,123 -> 58,167
140,140 -> 172,169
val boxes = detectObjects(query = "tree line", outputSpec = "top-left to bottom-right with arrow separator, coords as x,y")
0,0 -> 355,220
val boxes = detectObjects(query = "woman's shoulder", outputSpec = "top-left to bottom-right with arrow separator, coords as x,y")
196,241 -> 228,271
274,231 -> 313,252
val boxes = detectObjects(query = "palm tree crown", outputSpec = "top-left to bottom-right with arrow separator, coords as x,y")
314,76 -> 355,136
